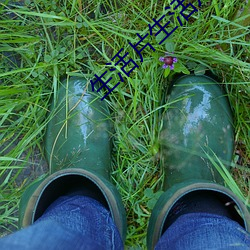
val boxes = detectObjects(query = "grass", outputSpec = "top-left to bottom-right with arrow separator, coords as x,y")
0,0 -> 249,248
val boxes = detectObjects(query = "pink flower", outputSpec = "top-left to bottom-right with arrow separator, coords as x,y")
159,53 -> 177,70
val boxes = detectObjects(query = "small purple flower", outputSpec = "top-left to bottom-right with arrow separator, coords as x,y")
159,57 -> 165,62
159,53 -> 177,70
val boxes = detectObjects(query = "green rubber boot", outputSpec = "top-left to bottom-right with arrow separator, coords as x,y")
19,77 -> 127,242
147,75 -> 250,249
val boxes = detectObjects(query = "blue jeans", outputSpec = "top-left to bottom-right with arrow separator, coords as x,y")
0,196 -> 249,249
0,196 -> 123,250
156,213 -> 250,250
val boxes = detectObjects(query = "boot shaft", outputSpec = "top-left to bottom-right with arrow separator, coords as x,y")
160,75 -> 234,189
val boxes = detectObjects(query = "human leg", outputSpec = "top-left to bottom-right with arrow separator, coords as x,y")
155,212 -> 250,250
0,196 -> 123,250
2,77 -> 126,249
147,75 -> 250,249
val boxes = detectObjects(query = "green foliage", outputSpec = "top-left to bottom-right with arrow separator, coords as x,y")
0,0 -> 250,248
144,188 -> 164,210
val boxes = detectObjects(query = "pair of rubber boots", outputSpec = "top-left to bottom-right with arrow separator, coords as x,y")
19,75 -> 250,249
